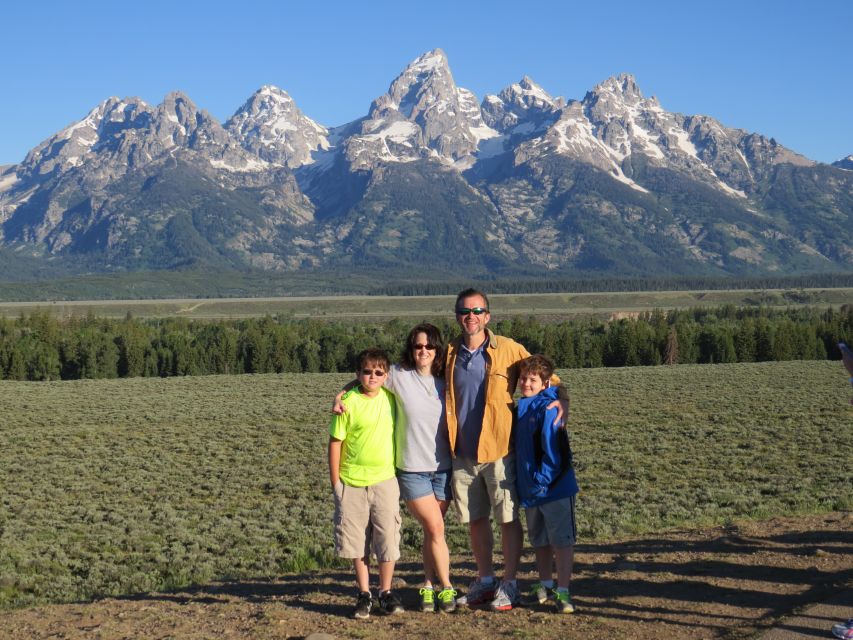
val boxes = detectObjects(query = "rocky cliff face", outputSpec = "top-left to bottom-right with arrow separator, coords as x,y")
0,50 -> 850,279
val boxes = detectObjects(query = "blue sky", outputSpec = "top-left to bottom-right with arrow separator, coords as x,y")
2,0 -> 851,165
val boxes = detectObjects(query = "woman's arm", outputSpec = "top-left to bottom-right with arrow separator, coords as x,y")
331,380 -> 358,415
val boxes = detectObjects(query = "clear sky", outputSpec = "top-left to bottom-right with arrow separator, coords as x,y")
1,0 -> 851,166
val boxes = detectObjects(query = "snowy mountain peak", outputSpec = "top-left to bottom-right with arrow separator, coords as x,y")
591,73 -> 644,104
345,49 -> 496,170
407,48 -> 449,73
481,76 -> 563,133
833,154 -> 853,170
19,96 -> 153,177
257,85 -> 293,101
506,76 -> 560,110
369,48 -> 456,120
225,85 -> 328,168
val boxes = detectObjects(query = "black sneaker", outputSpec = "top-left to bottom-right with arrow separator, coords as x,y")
378,589 -> 404,615
353,591 -> 372,619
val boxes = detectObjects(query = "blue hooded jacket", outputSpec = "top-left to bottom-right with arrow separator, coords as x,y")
514,385 -> 579,508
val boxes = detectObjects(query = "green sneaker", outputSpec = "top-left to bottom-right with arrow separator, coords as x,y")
551,588 -> 575,614
436,587 -> 457,613
419,587 -> 435,612
522,582 -> 548,606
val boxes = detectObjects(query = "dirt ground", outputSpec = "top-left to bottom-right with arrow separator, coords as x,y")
1,512 -> 851,640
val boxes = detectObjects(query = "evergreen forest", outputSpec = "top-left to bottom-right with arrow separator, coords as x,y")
0,305 -> 851,381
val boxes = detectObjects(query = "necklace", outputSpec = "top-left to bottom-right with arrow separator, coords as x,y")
414,370 -> 437,399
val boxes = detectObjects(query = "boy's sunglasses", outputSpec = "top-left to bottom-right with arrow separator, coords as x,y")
360,369 -> 387,377
456,307 -> 488,316
413,343 -> 436,351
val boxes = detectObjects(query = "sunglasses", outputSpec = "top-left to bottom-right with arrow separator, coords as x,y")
360,368 -> 387,377
456,307 -> 488,316
413,343 -> 436,351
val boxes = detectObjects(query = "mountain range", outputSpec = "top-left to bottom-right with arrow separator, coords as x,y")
1,48 -> 851,283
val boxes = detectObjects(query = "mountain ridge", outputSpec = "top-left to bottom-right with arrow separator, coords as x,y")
0,50 -> 850,283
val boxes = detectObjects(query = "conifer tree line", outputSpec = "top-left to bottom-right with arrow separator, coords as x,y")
0,305 -> 850,381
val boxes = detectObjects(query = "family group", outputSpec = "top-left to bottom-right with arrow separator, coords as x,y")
328,288 -> 578,619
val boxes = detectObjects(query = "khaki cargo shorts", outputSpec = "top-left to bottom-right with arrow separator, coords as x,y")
333,476 -> 401,561
451,453 -> 519,524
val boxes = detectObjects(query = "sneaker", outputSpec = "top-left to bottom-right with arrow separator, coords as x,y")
551,588 -> 575,614
436,587 -> 458,613
353,591 -> 372,619
378,590 -> 404,615
521,582 -> 548,606
832,618 -> 853,639
489,580 -> 520,611
419,586 -> 435,612
457,579 -> 497,607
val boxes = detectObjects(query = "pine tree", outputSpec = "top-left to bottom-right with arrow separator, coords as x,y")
664,327 -> 679,365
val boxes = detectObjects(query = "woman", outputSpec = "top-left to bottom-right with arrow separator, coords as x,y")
334,323 -> 456,613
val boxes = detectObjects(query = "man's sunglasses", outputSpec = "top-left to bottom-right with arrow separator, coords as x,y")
360,368 -> 387,377
456,307 -> 488,316
413,343 -> 436,351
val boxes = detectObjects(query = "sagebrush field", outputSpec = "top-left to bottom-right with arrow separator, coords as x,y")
0,361 -> 850,610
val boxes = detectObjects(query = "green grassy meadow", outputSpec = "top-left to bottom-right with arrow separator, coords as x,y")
0,287 -> 850,320
0,361 -> 851,609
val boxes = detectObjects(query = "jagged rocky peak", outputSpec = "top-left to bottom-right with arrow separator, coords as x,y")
833,154 -> 853,170
504,76 -> 562,110
345,48 -> 497,169
590,73 -> 645,104
153,91 -> 220,146
482,76 -> 564,132
18,96 -> 153,178
226,85 -> 329,168
582,73 -> 661,123
369,48 -> 455,118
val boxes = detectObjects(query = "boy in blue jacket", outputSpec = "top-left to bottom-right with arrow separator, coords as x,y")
514,354 -> 579,614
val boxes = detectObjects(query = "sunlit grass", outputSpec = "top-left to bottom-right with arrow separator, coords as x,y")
0,361 -> 850,608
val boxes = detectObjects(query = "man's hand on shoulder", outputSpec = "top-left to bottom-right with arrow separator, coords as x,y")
547,385 -> 570,426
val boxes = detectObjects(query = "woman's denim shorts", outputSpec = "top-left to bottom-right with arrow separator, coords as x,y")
396,469 -> 453,502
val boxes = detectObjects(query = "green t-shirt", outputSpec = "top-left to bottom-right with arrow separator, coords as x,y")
329,387 -> 396,487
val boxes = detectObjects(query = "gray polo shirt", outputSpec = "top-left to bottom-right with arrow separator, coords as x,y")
452,341 -> 488,460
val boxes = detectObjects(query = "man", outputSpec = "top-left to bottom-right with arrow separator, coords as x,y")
445,288 -> 569,611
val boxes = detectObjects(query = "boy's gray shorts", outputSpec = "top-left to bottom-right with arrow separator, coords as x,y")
525,495 -> 577,548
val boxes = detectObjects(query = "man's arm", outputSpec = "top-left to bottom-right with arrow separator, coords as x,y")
511,337 -> 568,425
547,383 -> 570,426
328,437 -> 342,489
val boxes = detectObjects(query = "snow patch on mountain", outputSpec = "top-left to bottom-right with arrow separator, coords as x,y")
226,85 -> 329,168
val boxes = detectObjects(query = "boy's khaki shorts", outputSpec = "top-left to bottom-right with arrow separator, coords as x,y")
451,453 -> 519,524
525,495 -> 577,548
333,476 -> 401,561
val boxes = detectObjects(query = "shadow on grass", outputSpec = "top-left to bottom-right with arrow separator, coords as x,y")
113,523 -> 853,634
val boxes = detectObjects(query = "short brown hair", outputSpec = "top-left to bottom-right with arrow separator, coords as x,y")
519,354 -> 554,381
455,288 -> 489,312
356,347 -> 390,372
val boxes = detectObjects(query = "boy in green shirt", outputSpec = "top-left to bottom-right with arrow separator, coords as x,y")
329,347 -> 403,619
